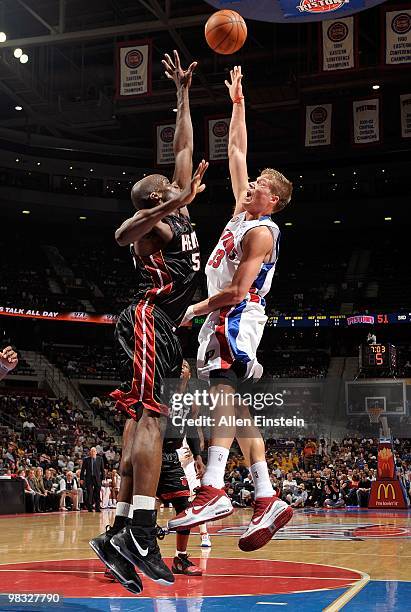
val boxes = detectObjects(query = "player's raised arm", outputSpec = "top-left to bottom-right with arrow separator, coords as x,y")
226,66 -> 249,217
115,160 -> 208,247
162,50 -> 197,190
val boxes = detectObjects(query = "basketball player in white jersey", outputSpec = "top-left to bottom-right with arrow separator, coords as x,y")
169,66 -> 293,551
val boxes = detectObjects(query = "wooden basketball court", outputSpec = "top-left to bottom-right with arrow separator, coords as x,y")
1,506 -> 410,611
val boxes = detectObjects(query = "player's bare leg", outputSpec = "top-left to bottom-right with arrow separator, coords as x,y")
89,418 -> 142,593
234,401 -> 293,551
111,409 -> 175,585
168,382 -> 235,529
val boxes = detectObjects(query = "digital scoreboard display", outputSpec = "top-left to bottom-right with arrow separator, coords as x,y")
360,344 -> 397,371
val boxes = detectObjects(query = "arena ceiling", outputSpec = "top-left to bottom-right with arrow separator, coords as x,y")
0,0 -> 408,162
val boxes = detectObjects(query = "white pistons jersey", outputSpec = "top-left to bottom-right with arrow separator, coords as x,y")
206,212 -> 280,304
197,212 -> 281,382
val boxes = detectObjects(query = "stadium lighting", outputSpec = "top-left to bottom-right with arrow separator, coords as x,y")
79,216 -> 87,220
122,171 -> 126,175
15,105 -> 23,111
15,158 -> 20,163
372,84 -> 380,90
22,210 -> 30,215
69,166 -> 73,170
36,162 -> 41,166
20,54 -> 29,64
334,220 -> 341,224
285,222 -> 293,227
331,172 -> 335,177
89,168 -> 94,172
0,32 -> 7,43
14,48 -> 23,59
384,216 -> 392,221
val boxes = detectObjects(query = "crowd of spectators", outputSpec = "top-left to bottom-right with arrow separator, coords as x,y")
0,394 -> 122,513
224,437 -> 411,510
45,344 -> 120,380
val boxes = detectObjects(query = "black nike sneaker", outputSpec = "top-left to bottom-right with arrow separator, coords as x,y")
171,553 -> 202,576
110,509 -> 174,586
89,525 -> 143,594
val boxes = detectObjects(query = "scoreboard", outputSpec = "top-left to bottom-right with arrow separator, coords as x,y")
360,344 -> 397,372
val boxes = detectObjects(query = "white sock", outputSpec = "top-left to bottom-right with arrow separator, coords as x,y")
176,549 -> 186,557
202,446 -> 229,489
115,502 -> 131,518
133,495 -> 156,511
129,506 -> 134,519
199,523 -> 208,535
250,461 -> 275,499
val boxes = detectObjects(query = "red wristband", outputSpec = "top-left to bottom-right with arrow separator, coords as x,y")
233,96 -> 244,104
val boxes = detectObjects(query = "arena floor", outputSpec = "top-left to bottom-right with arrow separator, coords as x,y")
0,507 -> 410,611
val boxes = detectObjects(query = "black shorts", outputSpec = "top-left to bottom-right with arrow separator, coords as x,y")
157,450 -> 190,502
111,300 -> 182,418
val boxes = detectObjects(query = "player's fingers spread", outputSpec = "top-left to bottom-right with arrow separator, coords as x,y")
197,184 -> 206,193
224,80 -> 230,88
174,49 -> 181,69
188,62 -> 197,73
164,53 -> 174,66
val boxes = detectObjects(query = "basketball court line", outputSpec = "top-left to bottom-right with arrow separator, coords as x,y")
323,570 -> 370,612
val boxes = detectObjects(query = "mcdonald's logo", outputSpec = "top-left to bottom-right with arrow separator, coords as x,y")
377,483 -> 396,501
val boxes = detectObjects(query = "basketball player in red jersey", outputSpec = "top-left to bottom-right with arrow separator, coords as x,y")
89,51 -> 207,592
169,66 -> 294,551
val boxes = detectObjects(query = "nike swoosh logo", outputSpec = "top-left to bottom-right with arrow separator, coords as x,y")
252,501 -> 277,526
192,496 -> 220,515
130,530 -> 148,557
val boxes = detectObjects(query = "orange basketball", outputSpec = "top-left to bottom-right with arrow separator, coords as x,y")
205,10 -> 247,55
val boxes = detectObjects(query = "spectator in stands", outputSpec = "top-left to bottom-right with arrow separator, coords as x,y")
101,469 -> 113,509
323,478 -> 345,508
303,440 -> 316,471
27,468 -> 46,512
59,471 -> 79,511
111,468 -> 120,505
43,468 -> 59,511
290,483 -> 308,508
282,472 -> 298,503
307,476 -> 324,507
356,471 -> 372,507
18,468 -> 39,512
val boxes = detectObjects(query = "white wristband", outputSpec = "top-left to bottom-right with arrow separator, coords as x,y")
185,305 -> 196,321
0,362 -> 12,374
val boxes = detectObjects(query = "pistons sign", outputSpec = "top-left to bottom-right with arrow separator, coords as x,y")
116,40 -> 152,98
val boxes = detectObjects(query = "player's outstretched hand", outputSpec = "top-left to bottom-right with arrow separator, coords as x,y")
179,160 -> 208,207
0,346 -> 18,372
162,49 -> 197,89
224,65 -> 243,102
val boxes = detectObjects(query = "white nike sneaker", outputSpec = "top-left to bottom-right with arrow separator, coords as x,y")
168,485 -> 233,530
200,533 -> 212,548
238,496 -> 293,552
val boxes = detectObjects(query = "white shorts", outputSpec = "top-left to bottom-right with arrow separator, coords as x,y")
197,300 -> 267,382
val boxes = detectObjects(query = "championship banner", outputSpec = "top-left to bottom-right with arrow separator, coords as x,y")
321,16 -> 355,71
385,10 -> 411,65
156,123 -> 176,166
279,0 -> 364,19
400,94 -> 411,138
0,306 -> 117,325
207,117 -> 230,161
305,104 -> 332,147
352,98 -> 380,145
116,40 -> 152,99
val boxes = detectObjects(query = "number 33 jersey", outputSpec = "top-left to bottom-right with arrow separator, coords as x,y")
206,212 -> 280,307
197,213 -> 280,382
130,213 -> 200,326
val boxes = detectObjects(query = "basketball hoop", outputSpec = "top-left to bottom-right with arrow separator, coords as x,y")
366,406 -> 384,424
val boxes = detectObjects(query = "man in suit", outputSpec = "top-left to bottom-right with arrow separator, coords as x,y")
80,447 -> 104,512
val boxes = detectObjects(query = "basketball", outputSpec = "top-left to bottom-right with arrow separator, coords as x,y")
205,10 -> 247,55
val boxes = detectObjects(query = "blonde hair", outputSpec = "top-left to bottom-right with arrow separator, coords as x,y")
261,168 -> 293,210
